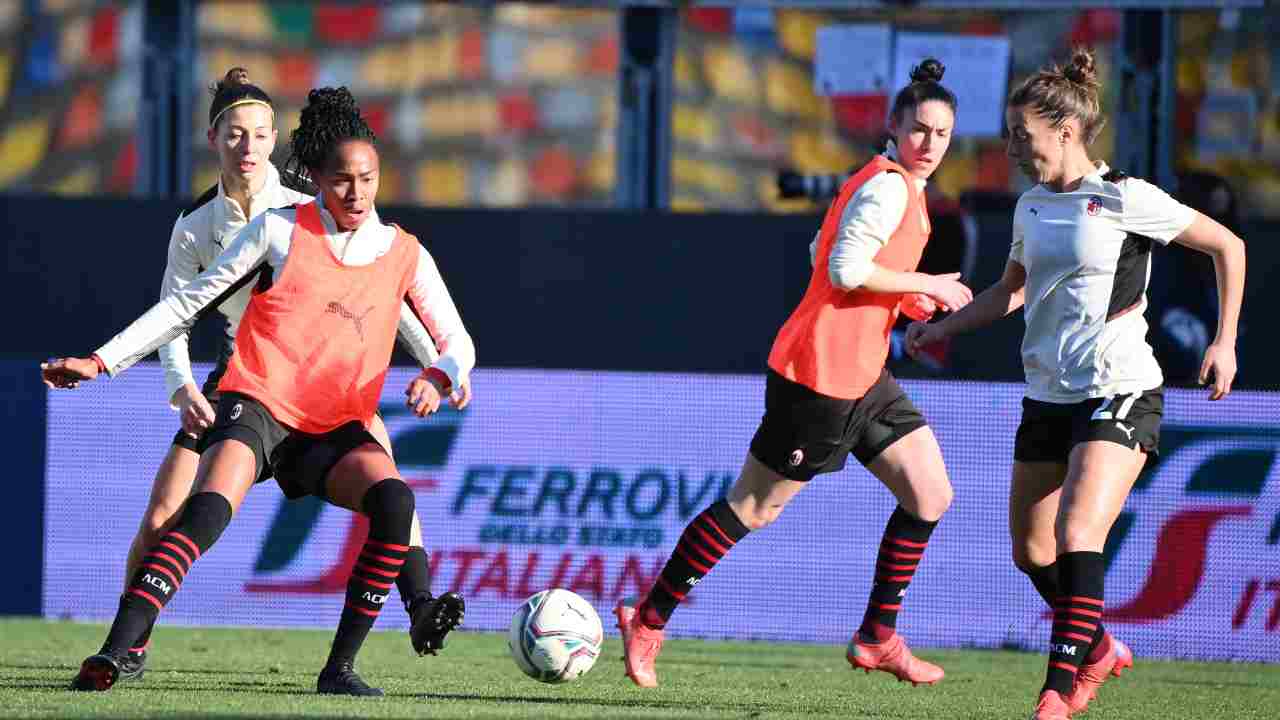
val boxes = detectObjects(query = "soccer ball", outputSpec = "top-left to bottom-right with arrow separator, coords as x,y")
508,588 -> 604,683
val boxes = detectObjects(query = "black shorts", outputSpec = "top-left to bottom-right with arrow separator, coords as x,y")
198,392 -> 384,500
172,332 -> 236,452
749,369 -> 928,482
1013,388 -> 1164,464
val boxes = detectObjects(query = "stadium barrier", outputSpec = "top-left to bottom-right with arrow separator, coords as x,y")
39,364 -> 1280,662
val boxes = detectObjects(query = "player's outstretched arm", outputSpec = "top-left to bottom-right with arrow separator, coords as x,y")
906,259 -> 1026,358
1170,211 -> 1246,400
40,356 -> 102,389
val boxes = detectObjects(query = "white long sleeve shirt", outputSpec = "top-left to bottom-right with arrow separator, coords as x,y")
96,199 -> 474,393
157,163 -> 311,403
808,143 -> 928,289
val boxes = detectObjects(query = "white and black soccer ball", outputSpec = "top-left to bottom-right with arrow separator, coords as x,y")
508,588 -> 604,683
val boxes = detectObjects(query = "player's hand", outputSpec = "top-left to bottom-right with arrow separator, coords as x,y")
905,321 -> 949,359
449,379 -> 473,410
900,293 -> 938,322
1199,341 -> 1236,401
173,383 -> 216,435
40,357 -> 99,389
405,371 -> 446,417
922,272 -> 973,312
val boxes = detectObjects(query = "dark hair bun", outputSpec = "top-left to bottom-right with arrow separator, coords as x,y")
1063,47 -> 1098,87
303,86 -> 360,118
910,58 -> 946,84
210,66 -> 250,97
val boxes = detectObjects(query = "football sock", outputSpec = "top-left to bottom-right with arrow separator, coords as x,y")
102,492 -> 232,655
859,506 -> 938,642
327,480 -> 414,666
639,499 -> 750,629
1043,551 -> 1105,695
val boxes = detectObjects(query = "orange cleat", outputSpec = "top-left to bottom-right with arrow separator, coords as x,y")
1066,633 -> 1134,713
846,632 -> 944,686
1031,690 -> 1072,720
614,598 -> 665,688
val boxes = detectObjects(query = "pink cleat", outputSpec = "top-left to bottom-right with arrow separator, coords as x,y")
846,632 -> 944,686
614,598 -> 664,688
1031,690 -> 1072,720
1067,633 -> 1134,713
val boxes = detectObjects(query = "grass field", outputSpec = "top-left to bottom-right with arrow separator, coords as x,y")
1,618 -> 1276,719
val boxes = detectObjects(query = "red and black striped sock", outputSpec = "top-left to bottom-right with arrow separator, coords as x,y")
103,492 -> 232,655
639,499 -> 750,629
1043,551 -> 1105,695
130,619 -> 154,656
1024,561 -> 1110,663
858,506 -> 938,642
396,546 -> 433,612
328,480 -> 414,666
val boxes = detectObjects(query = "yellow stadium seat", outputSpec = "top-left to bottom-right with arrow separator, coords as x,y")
51,166 -> 97,196
198,1 -> 275,42
0,117 -> 51,187
766,59 -> 822,119
704,45 -> 759,104
776,10 -> 822,60
417,158 -> 469,206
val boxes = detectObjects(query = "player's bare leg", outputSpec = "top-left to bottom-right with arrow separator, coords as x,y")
1038,442 -> 1144,713
847,427 -> 949,685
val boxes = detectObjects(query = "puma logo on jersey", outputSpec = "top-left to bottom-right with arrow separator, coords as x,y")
1115,422 -> 1135,440
326,301 -> 375,341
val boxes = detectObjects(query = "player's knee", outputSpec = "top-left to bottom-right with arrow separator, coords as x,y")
1056,521 -> 1103,554
1012,536 -> 1057,570
914,480 -> 952,522
362,478 -> 416,531
739,505 -> 782,530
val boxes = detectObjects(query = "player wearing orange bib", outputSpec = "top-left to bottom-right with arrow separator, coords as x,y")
44,87 -> 474,696
616,60 -> 973,688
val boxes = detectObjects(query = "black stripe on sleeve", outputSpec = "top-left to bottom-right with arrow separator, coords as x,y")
113,263 -> 270,373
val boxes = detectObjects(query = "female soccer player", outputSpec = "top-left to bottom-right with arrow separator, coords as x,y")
44,85 -> 476,696
109,68 -> 464,683
616,60 -> 972,688
906,48 -> 1245,719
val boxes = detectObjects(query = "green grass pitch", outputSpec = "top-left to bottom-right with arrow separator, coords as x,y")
1,618 -> 1275,719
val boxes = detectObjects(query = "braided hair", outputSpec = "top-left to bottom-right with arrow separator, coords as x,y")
208,67 -> 273,129
283,87 -> 378,183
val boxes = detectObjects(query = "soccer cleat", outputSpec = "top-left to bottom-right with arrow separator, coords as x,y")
118,648 -> 147,682
1031,689 -> 1072,720
1066,633 -> 1133,713
1110,636 -> 1133,677
847,632 -> 944,686
317,660 -> 384,697
409,592 -> 466,656
70,653 -> 123,692
614,597 -> 664,688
